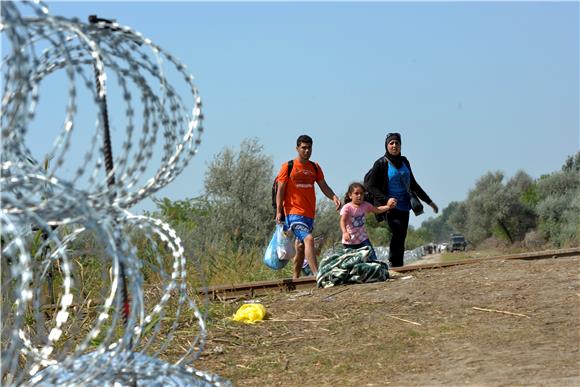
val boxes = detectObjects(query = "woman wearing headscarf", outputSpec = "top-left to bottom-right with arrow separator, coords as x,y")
365,132 -> 439,267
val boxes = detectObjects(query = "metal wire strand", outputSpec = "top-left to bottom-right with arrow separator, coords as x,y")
1,1 -> 228,386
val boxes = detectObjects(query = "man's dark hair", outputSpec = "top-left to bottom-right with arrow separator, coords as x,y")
296,134 -> 313,146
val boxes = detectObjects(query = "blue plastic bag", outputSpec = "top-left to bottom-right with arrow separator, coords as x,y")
263,225 -> 295,270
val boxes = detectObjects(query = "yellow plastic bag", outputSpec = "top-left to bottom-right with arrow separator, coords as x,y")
232,303 -> 266,324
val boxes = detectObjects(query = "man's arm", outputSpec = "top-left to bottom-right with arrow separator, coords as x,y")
317,179 -> 341,210
276,181 -> 286,224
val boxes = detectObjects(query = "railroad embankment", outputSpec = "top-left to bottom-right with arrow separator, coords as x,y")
193,251 -> 580,386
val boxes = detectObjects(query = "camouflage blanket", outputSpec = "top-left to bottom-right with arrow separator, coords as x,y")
316,246 -> 389,288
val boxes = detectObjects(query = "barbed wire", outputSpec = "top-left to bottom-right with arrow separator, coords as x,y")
1,1 -> 227,385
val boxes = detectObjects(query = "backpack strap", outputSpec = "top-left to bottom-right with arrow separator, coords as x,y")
287,159 -> 318,177
309,160 -> 319,175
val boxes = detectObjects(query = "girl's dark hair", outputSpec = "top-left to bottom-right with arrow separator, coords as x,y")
344,182 -> 365,204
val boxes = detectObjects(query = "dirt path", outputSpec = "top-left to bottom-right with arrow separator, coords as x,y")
192,255 -> 580,386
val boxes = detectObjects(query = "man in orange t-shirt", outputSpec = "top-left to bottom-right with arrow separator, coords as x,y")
275,135 -> 341,279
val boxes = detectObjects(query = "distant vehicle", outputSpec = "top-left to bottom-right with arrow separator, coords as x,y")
449,234 -> 467,252
438,242 -> 448,253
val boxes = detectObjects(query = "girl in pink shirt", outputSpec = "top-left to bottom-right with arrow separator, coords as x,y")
340,182 -> 397,261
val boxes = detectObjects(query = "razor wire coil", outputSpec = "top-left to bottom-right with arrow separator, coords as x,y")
1,1 -> 227,385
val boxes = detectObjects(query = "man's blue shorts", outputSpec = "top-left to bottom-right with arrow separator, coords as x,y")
284,214 -> 314,242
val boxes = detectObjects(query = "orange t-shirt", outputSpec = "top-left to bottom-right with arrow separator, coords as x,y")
276,158 -> 324,219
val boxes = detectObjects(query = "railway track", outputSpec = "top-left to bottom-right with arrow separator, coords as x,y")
201,247 -> 580,301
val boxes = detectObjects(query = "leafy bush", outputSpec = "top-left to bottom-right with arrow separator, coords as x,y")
535,173 -> 580,247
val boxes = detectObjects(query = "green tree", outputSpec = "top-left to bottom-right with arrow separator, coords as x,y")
448,201 -> 469,239
561,151 -> 580,173
152,197 -> 206,230
418,152 -> 579,250
203,138 -> 274,250
405,225 -> 431,250
365,212 -> 392,246
421,201 -> 459,243
314,199 -> 341,247
502,170 -> 537,241
456,171 -> 536,245
149,139 -> 287,285
534,154 -> 580,247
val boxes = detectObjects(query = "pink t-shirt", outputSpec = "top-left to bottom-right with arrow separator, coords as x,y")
340,201 -> 374,245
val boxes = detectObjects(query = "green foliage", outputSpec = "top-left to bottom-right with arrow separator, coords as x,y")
148,137 -> 300,285
421,202 -> 457,242
152,197 -> 206,230
314,199 -> 341,245
365,214 -> 391,246
521,184 -> 539,207
464,171 -> 507,243
428,152 -> 579,249
500,170 -> 537,241
203,137 -> 275,251
561,152 -> 580,173
534,159 -> 580,247
448,201 -> 468,237
444,170 -> 538,245
195,242 -> 294,285
405,225 -> 431,250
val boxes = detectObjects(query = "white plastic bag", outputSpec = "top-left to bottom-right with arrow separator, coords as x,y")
263,224 -> 295,270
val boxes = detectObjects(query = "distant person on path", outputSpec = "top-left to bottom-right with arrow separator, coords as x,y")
365,132 -> 439,267
340,182 -> 397,261
275,134 -> 341,279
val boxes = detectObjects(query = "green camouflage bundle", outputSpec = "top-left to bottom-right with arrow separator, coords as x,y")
316,246 -> 389,288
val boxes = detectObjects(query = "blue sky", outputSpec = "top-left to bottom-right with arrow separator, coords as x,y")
11,1 -> 580,228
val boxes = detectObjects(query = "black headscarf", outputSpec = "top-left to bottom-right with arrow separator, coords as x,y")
384,132 -> 403,168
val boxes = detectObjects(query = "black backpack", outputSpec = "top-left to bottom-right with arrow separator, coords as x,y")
363,157 -> 386,205
271,160 -> 318,217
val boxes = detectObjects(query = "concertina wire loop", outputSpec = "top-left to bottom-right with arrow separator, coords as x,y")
1,1 -> 229,385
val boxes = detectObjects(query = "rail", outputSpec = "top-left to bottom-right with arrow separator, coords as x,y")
201,247 -> 580,301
